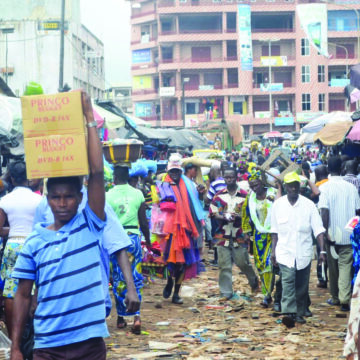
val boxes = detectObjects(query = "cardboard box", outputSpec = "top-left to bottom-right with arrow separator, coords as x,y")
24,134 -> 89,179
21,91 -> 89,179
21,91 -> 84,138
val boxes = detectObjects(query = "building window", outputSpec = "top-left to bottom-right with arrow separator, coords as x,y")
318,94 -> 325,111
301,65 -> 310,83
233,102 -> 243,114
318,65 -> 325,82
186,103 -> 196,114
301,38 -> 309,56
302,94 -> 311,111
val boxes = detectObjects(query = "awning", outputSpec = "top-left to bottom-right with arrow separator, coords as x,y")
263,131 -> 282,139
302,111 -> 352,133
347,120 -> 360,142
92,103 -> 125,129
296,133 -> 315,146
93,107 -> 104,128
282,132 -> 294,140
313,121 -> 353,146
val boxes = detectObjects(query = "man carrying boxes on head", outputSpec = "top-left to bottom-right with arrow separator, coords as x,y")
10,93 -> 140,360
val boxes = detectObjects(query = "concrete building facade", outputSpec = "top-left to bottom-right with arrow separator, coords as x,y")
129,0 -> 360,135
105,83 -> 133,113
0,0 -> 105,98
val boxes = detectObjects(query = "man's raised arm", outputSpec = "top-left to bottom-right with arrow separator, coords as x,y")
81,92 -> 105,220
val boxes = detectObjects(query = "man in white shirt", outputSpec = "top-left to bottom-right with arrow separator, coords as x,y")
271,172 -> 326,328
319,156 -> 360,312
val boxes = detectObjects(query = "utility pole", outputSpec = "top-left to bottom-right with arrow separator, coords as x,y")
59,0 -> 66,91
5,32 -> 9,85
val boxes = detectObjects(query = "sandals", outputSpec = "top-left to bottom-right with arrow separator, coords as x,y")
117,316 -> 127,329
118,315 -> 142,335
131,316 -> 141,335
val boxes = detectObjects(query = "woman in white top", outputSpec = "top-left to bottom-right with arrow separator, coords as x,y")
0,161 -> 41,338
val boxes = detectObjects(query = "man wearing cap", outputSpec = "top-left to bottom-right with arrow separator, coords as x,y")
271,172 -> 326,327
157,154 -> 202,305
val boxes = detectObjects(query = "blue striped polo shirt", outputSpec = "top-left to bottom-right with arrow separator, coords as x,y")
32,189 -> 132,316
13,203 -> 109,349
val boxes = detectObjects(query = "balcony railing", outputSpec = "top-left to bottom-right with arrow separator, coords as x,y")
131,63 -> 157,70
329,53 -> 356,59
159,27 -> 296,36
185,56 -> 213,62
179,28 -> 223,34
158,0 -> 175,7
253,55 -> 296,61
253,82 -> 294,88
184,84 -> 223,90
226,83 -> 239,89
163,114 -> 178,120
132,89 -> 158,95
159,30 -> 177,36
224,55 -> 238,61
140,115 -> 160,121
159,56 -> 237,63
131,36 -> 157,45
252,28 -> 295,33
159,58 -> 175,64
184,84 -> 200,90
131,10 -> 156,19
179,0 -> 300,5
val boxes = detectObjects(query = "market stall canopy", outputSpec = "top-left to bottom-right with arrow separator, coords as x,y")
95,100 -> 151,128
0,95 -> 23,154
92,107 -> 104,128
92,103 -> 125,129
263,131 -> 282,139
313,121 -> 353,146
111,125 -> 208,151
344,84 -> 360,104
282,132 -> 294,140
302,111 -> 352,133
296,132 -> 315,146
347,120 -> 360,142
126,114 -> 151,127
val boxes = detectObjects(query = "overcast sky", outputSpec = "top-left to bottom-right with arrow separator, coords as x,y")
80,0 -> 132,87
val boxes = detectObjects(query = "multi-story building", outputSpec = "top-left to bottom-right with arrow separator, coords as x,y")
129,0 -> 360,135
105,83 -> 133,113
0,0 -> 105,98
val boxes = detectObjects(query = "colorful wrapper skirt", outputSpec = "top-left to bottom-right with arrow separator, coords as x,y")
160,231 -> 202,280
110,233 -> 143,317
1,237 -> 26,298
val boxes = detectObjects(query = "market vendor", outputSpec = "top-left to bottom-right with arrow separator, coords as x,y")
153,154 -> 202,305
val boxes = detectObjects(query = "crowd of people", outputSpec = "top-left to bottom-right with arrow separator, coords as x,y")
0,97 -> 360,358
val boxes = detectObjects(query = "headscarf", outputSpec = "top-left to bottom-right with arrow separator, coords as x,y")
238,159 -> 247,168
247,162 -> 257,173
248,170 -> 262,182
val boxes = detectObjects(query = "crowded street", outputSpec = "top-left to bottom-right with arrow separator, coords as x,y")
106,261 -> 349,360
3,1 -> 360,359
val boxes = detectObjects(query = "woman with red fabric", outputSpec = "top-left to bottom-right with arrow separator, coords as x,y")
154,154 -> 202,305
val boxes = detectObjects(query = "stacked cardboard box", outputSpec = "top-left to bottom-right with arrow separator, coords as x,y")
21,91 -> 89,179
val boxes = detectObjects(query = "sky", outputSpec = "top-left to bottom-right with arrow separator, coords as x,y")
80,0 -> 132,87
